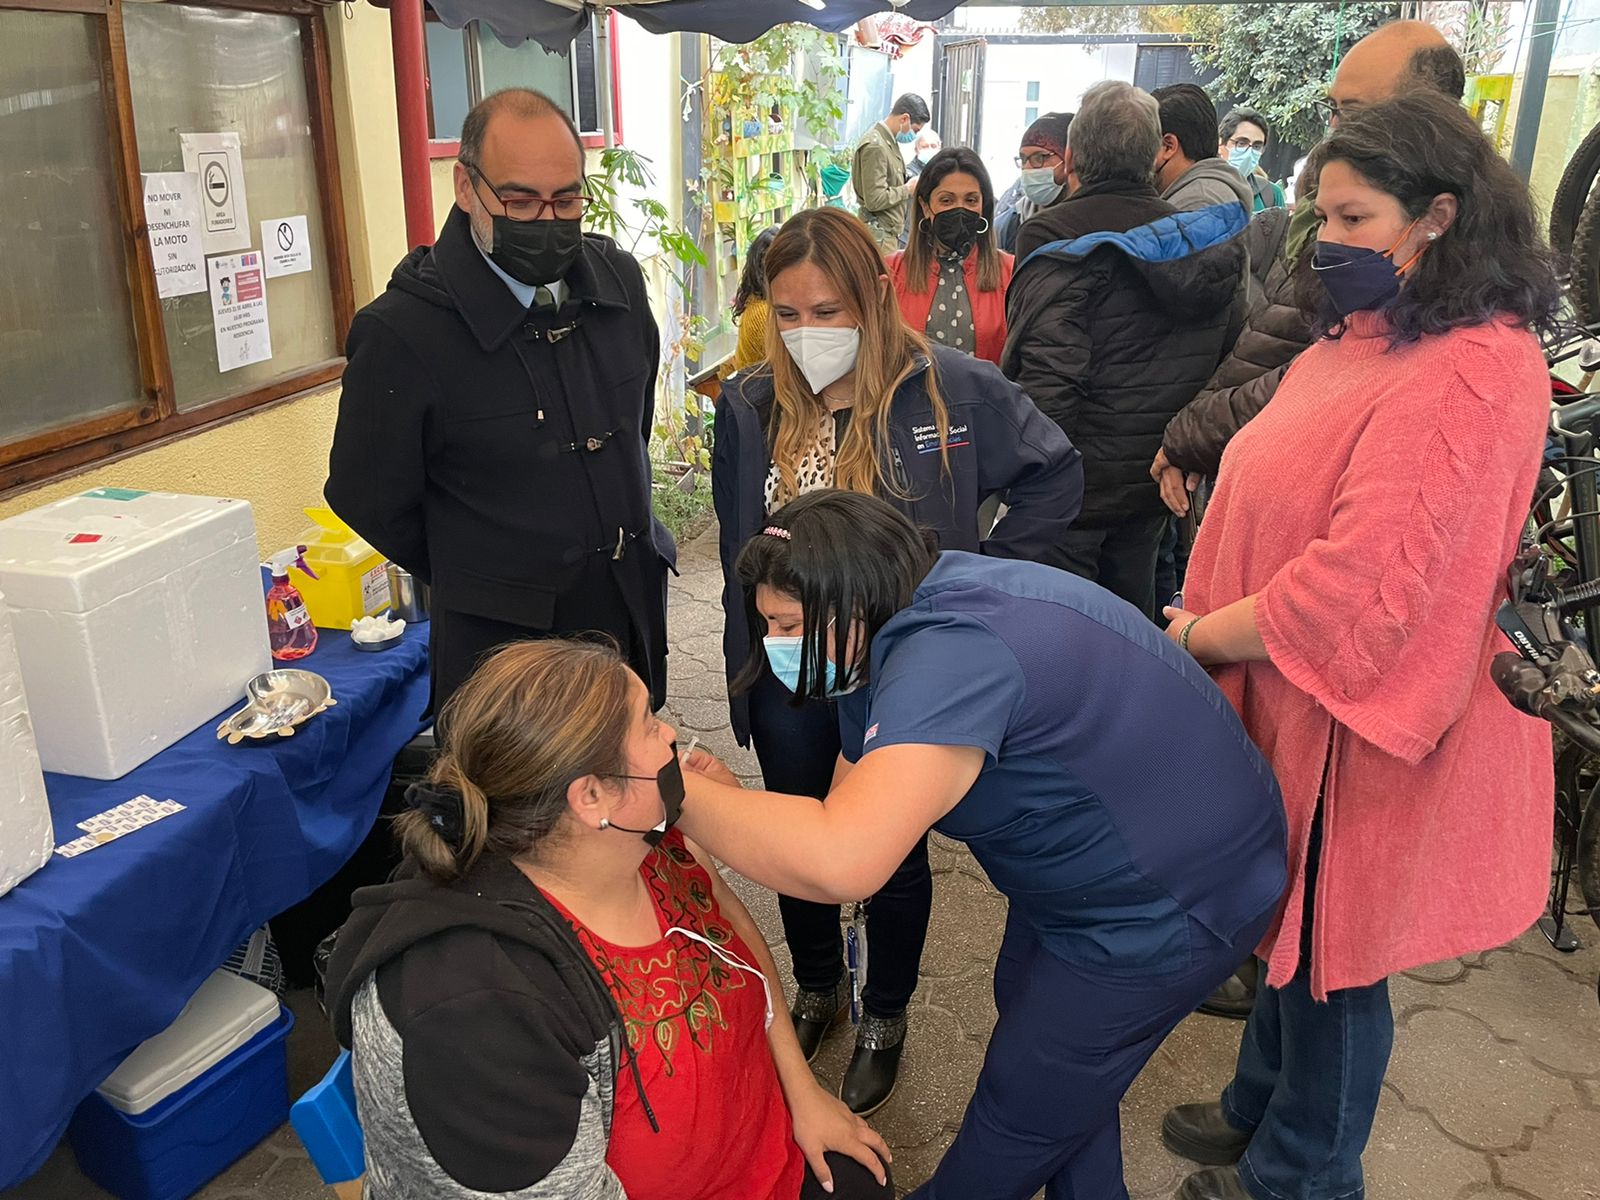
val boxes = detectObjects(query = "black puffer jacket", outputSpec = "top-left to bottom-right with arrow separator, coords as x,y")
1003,180 -> 1248,524
1161,210 -> 1316,477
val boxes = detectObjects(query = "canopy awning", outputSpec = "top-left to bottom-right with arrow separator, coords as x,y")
413,0 -> 964,51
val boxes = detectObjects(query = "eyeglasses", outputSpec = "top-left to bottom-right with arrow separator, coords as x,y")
1313,97 -> 1361,124
465,163 -> 592,221
1014,150 -> 1061,169
1226,135 -> 1267,153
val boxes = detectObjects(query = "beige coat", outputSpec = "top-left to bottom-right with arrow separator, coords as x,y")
852,122 -> 908,252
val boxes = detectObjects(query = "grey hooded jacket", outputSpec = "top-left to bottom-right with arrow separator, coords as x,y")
1161,157 -> 1254,214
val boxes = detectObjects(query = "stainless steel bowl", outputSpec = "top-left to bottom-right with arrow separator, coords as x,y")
217,669 -> 337,744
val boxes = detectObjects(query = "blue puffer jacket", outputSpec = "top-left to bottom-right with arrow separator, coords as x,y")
712,344 -> 1083,744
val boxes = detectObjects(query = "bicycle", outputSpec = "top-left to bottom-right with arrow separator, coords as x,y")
1491,354 -> 1600,981
1550,123 -> 1600,325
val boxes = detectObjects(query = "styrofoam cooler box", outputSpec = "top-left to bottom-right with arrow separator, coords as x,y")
0,489 -> 271,779
69,970 -> 292,1200
0,590 -> 53,895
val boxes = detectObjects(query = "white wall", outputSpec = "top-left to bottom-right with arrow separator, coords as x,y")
613,18 -> 689,410
891,36 -> 937,114
975,41 -> 1139,201
615,19 -> 681,232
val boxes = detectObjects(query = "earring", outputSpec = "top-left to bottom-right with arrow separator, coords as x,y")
1426,231 -> 1439,241
598,818 -> 610,830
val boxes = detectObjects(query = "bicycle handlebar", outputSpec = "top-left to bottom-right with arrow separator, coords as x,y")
1493,650 -> 1600,755
1552,394 -> 1600,440
1545,702 -> 1600,757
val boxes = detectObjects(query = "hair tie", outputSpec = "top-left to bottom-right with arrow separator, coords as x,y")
404,781 -> 465,851
762,526 -> 792,541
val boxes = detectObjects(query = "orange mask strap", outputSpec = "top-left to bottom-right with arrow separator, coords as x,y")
1388,216 -> 1429,276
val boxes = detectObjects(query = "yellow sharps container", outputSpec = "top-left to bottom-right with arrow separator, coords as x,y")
290,507 -> 391,629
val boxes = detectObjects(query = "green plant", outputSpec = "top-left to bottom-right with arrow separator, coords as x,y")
708,24 -> 848,145
650,463 -> 714,543
586,146 -> 708,285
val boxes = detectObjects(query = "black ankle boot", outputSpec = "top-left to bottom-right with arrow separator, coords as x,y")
1161,1102 -> 1252,1165
1176,1165 -> 1253,1200
1198,960 -> 1259,1021
839,1011 -> 907,1116
790,979 -> 849,1063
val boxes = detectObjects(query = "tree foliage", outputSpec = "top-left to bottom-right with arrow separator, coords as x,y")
1181,2 -> 1401,150
1018,5 -> 1179,37
1020,2 -> 1400,150
1417,0 -> 1514,75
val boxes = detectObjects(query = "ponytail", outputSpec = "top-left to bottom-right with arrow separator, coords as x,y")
391,638 -> 636,882
393,759 -> 491,883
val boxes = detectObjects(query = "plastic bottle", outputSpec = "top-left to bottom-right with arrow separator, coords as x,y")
265,546 -> 319,661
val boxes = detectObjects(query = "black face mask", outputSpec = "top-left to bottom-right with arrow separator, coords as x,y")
931,208 -> 986,258
601,746 -> 685,847
488,214 -> 583,288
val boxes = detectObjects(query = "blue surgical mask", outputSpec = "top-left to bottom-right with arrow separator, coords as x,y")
763,635 -> 860,697
1228,145 -> 1263,178
1020,167 -> 1064,208
896,126 -> 917,145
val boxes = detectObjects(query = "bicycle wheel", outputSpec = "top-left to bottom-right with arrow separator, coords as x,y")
1579,774 -> 1600,926
1551,120 -> 1600,261
1568,185 -> 1600,326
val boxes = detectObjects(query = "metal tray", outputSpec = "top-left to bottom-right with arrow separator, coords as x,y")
216,669 -> 337,745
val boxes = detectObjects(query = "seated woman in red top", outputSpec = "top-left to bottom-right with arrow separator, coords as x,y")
886,147 -> 1014,365
325,638 -> 892,1200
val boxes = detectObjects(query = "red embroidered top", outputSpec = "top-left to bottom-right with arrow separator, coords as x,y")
541,829 -> 805,1199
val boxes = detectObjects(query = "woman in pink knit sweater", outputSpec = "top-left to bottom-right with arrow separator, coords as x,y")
1159,90 -> 1563,1200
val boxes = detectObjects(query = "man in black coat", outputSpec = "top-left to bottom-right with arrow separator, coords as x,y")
326,89 -> 672,712
1003,80 -> 1245,620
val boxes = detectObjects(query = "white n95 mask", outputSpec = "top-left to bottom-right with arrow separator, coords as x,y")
780,326 -> 861,395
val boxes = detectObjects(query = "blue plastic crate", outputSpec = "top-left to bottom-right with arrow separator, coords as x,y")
68,1006 -> 293,1200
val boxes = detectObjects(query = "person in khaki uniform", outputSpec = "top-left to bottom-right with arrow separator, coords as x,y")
852,94 -> 929,253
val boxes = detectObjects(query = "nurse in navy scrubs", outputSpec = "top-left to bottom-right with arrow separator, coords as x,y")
680,490 -> 1287,1200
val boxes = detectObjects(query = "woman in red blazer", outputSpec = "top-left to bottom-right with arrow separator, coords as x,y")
886,147 -> 1014,366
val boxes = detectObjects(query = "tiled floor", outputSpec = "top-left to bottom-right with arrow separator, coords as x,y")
10,524 -> 1599,1200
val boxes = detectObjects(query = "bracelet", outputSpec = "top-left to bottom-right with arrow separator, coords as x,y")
1180,616 -> 1204,654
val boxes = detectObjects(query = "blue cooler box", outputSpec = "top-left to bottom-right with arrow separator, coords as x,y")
68,971 -> 291,1200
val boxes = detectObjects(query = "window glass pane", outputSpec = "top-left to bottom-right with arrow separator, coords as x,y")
426,21 -> 471,140
1025,81 -> 1040,103
124,4 -> 339,412
574,18 -> 598,135
0,11 -> 144,446
476,23 -> 574,116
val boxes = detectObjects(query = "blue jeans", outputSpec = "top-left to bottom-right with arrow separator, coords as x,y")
1222,821 -> 1395,1200
1155,517 -> 1179,616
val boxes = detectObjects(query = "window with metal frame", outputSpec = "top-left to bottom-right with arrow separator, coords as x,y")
0,0 -> 354,494
422,9 -> 622,153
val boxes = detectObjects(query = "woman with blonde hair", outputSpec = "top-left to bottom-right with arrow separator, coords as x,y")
325,638 -> 894,1200
712,205 -> 1082,1115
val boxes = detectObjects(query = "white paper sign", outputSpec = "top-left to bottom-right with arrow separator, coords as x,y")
207,252 -> 272,372
181,132 -> 250,253
260,215 -> 312,278
142,172 -> 206,298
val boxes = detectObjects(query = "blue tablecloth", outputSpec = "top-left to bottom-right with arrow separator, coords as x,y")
0,628 -> 429,1187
